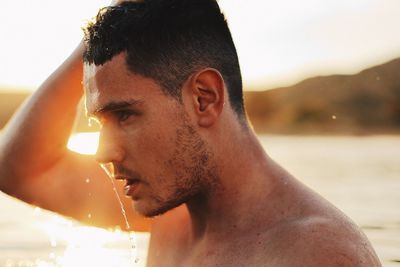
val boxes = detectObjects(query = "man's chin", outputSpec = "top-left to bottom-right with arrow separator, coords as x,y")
132,199 -> 183,218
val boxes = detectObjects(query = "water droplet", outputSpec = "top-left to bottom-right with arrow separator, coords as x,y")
88,117 -> 100,129
34,207 -> 41,214
86,178 -> 90,183
87,213 -> 92,219
332,115 -> 337,120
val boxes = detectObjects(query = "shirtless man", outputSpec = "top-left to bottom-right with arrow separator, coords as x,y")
0,0 -> 381,266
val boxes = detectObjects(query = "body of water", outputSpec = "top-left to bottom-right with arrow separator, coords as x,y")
1,135 -> 399,266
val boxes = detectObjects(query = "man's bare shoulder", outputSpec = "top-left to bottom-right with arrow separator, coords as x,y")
263,215 -> 382,266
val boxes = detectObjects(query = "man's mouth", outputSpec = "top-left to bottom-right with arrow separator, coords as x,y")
113,170 -> 143,197
123,179 -> 141,196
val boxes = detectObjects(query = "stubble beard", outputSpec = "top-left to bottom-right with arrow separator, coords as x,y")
138,119 -> 220,218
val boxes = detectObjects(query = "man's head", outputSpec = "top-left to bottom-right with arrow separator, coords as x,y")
84,54 -> 221,217
83,0 -> 244,118
82,0 -> 244,217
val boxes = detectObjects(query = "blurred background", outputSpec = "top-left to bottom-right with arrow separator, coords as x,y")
0,0 -> 399,266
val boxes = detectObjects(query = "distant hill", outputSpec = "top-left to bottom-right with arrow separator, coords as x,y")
0,92 -> 91,132
1,58 -> 400,134
245,58 -> 400,134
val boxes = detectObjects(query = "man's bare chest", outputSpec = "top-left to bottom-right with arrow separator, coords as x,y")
146,232 -> 270,267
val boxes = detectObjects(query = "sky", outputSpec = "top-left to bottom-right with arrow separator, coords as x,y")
1,0 -> 400,91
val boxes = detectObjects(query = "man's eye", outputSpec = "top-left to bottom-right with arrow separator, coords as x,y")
114,110 -> 133,122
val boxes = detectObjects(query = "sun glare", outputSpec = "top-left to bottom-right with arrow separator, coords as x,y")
34,214 -> 146,267
2,1 -> 400,91
67,132 -> 100,155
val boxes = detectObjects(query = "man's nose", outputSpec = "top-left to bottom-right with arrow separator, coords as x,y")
95,128 -> 125,164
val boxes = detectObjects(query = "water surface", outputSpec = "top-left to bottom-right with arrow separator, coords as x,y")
1,135 -> 399,266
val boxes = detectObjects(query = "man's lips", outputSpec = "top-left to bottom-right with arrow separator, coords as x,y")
114,175 -> 142,196
123,181 -> 140,196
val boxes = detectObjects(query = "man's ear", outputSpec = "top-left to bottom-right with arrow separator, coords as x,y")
186,68 -> 225,128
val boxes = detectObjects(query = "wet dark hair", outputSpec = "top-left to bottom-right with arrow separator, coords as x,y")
83,0 -> 244,118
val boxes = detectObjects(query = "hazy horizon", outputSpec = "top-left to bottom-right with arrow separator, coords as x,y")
0,56 -> 398,93
1,0 -> 400,91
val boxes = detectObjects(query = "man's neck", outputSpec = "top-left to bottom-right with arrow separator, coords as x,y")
185,130 -> 283,243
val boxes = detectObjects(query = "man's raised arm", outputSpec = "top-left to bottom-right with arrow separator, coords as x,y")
0,42 -> 150,231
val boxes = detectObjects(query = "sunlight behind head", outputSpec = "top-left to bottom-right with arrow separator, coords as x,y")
67,132 -> 100,155
1,0 -> 400,90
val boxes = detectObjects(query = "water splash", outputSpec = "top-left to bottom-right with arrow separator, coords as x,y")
99,163 -> 139,264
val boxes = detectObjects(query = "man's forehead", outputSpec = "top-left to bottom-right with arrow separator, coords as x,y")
83,63 -> 96,89
83,60 -> 130,116
83,54 -> 134,109
82,56 -> 165,116
83,53 -> 128,88
83,62 -> 108,94
83,63 -> 102,114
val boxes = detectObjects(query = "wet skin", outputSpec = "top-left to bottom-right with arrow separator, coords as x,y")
84,53 -> 217,218
84,53 -> 382,267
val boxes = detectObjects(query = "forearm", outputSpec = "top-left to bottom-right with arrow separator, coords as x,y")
0,42 -> 84,188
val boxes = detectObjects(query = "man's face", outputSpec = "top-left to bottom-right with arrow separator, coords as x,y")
84,53 -> 218,217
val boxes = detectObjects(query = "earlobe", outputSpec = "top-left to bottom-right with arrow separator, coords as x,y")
189,68 -> 225,128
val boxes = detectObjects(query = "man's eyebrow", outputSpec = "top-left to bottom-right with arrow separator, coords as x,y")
90,99 -> 144,117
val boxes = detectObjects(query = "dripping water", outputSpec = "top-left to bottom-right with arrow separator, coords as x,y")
100,164 -> 130,229
100,163 -> 140,264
